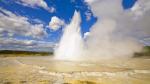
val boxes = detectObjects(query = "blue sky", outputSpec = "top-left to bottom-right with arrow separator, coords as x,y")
1,0 -> 149,51
0,0 -> 98,42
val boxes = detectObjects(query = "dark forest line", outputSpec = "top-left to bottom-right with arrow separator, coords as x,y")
0,50 -> 53,57
134,46 -> 150,57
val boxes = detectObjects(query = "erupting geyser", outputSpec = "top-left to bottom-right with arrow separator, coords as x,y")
54,0 -> 146,61
54,11 -> 84,60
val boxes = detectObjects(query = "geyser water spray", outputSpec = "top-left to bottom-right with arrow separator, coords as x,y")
54,11 -> 84,60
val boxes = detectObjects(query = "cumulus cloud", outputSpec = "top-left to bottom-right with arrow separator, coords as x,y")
49,16 -> 64,31
0,38 -> 55,51
0,8 -> 47,39
84,0 -> 96,4
18,0 -> 55,13
142,37 -> 150,45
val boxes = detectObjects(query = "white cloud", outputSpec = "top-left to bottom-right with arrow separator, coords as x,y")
0,38 -> 34,46
49,16 -> 64,31
32,18 -> 44,24
0,38 -> 55,51
84,0 -> 96,4
18,0 -> 55,13
0,8 -> 47,39
142,37 -> 150,45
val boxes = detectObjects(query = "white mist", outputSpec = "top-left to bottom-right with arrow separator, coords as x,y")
54,0 -> 146,61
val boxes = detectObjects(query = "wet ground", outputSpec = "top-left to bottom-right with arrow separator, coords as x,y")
0,56 -> 150,84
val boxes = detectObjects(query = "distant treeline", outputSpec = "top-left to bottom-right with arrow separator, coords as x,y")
0,50 -> 53,56
134,46 -> 150,57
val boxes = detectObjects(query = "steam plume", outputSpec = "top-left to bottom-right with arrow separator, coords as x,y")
54,0 -> 150,61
